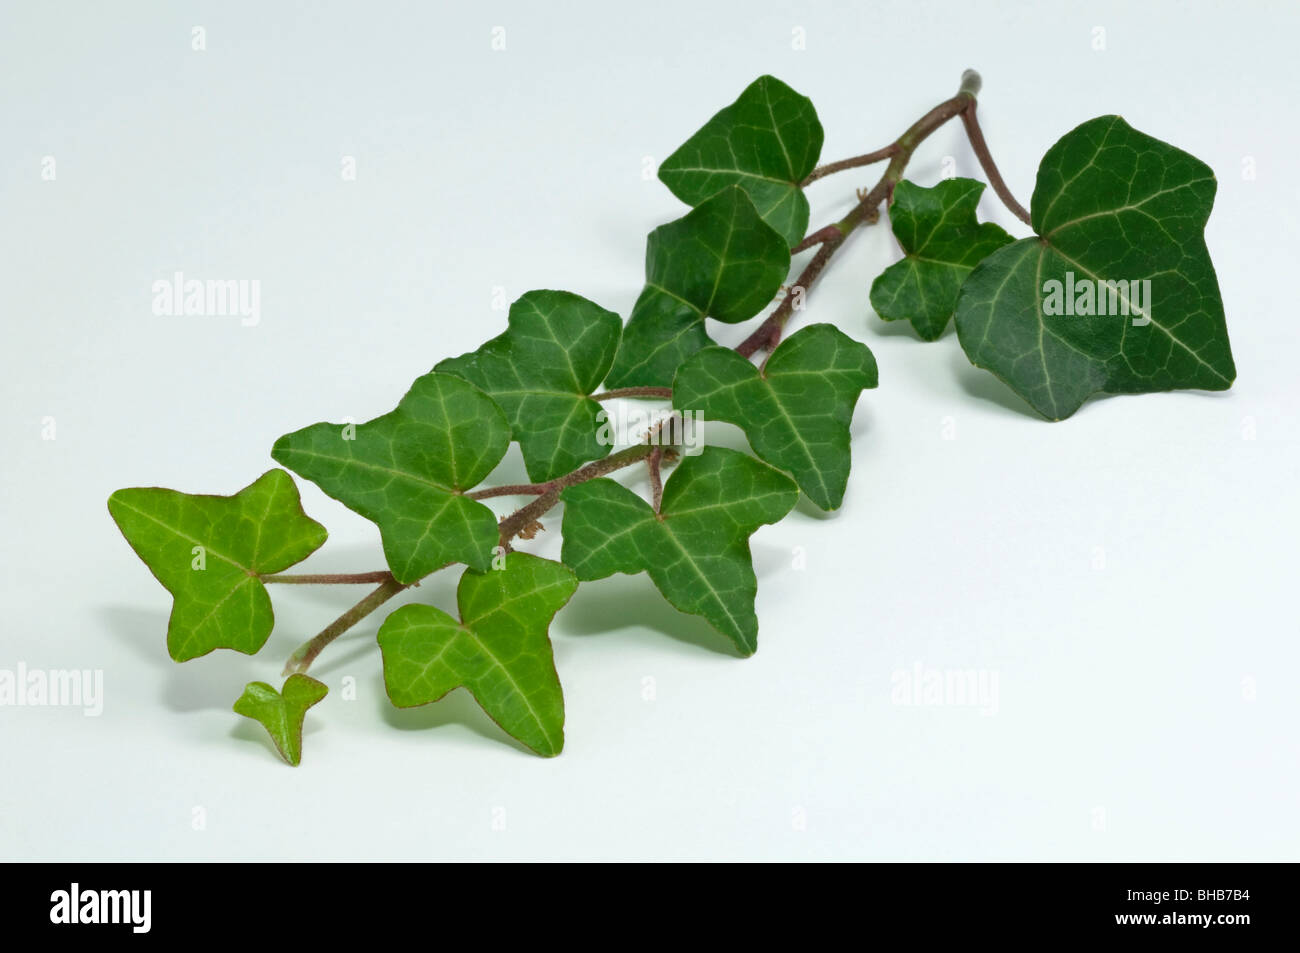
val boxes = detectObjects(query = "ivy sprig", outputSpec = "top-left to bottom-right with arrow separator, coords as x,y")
108,70 -> 1235,764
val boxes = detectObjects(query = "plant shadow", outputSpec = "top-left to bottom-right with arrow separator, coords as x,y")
97,605 -> 266,714
948,349 -> 1043,419
870,315 -> 957,340
376,683 -> 533,756
557,574 -> 740,657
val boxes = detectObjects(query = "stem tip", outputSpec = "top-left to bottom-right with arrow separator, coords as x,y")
960,69 -> 982,97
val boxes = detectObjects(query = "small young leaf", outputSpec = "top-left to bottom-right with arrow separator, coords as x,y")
673,324 -> 878,510
107,469 -> 327,662
606,186 -> 790,388
377,552 -> 578,757
436,290 -> 621,482
560,447 -> 797,654
658,75 -> 823,246
233,674 -> 328,766
272,373 -> 509,582
954,116 -> 1235,419
870,178 -> 1014,340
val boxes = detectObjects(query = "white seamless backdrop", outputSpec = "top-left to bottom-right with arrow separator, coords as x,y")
2,0 -> 1296,861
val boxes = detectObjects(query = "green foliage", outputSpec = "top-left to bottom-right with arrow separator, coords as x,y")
673,324 -> 877,510
233,675 -> 328,766
954,116 -> 1234,419
607,186 -> 790,387
659,75 -> 823,246
377,553 -> 577,756
106,73 -> 1236,765
271,372 -> 508,582
436,290 -> 622,482
108,470 -> 327,661
871,178 -> 1014,340
560,448 -> 798,654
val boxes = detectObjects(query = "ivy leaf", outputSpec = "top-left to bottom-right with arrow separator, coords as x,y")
954,116 -> 1236,420
870,178 -> 1014,340
436,290 -> 621,482
560,447 -> 797,655
377,552 -> 578,757
107,469 -> 327,662
233,674 -> 328,766
658,75 -> 823,246
271,372 -> 509,582
606,186 -> 790,388
672,324 -> 877,511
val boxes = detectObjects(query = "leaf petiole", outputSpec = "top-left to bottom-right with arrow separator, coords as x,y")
261,571 -> 394,585
959,101 -> 1032,226
591,386 -> 674,401
800,144 -> 899,187
736,72 -> 983,358
283,442 -> 670,674
283,573 -> 408,675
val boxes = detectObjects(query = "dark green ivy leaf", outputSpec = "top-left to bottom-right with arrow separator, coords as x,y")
560,447 -> 797,655
233,674 -> 328,766
272,373 -> 509,582
870,178 -> 1014,340
673,324 -> 878,510
606,186 -> 790,388
377,552 -> 578,757
436,289 -> 622,482
658,75 -> 823,246
954,116 -> 1235,419
107,469 -> 327,662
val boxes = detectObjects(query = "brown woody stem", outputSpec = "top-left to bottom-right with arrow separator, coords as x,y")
283,573 -> 408,675
647,447 -> 665,513
284,443 -> 665,673
282,71 -> 1019,674
960,101 -> 1032,226
592,386 -> 674,401
262,571 -> 393,585
735,70 -> 983,359
800,144 -> 898,186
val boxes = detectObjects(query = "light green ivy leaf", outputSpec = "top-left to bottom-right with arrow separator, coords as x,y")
658,75 -> 823,246
107,469 -> 327,662
436,289 -> 621,483
271,372 -> 508,582
954,116 -> 1235,419
870,178 -> 1014,340
673,324 -> 877,510
606,186 -> 790,388
233,674 -> 328,766
560,447 -> 797,655
377,552 -> 578,757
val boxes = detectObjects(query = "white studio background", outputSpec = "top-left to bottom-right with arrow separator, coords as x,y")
2,0 -> 1296,861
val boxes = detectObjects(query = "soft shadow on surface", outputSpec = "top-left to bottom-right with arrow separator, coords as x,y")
305,638 -> 376,679
948,349 -> 1044,419
793,494 -> 839,521
98,605 -> 266,713
947,350 -> 1236,420
870,315 -> 957,341
558,574 -> 740,657
229,718 -> 276,760
377,683 -> 532,756
849,400 -> 876,441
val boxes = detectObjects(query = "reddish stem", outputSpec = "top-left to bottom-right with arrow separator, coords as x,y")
284,443 -> 662,673
736,73 -> 982,359
647,447 -> 664,513
592,386 -> 673,401
801,144 -> 899,186
960,101 -> 1032,226
262,571 -> 393,584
